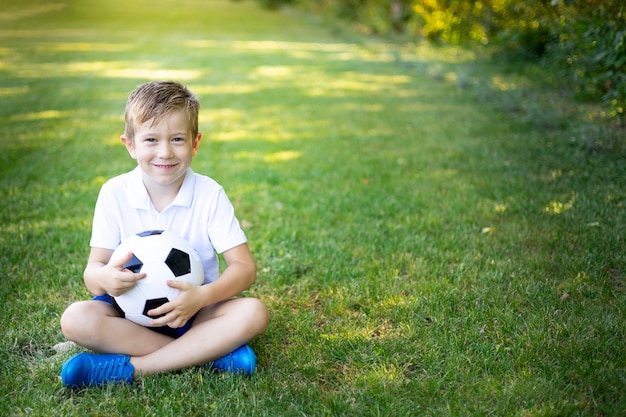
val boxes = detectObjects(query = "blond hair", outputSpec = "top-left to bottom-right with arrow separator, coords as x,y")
124,81 -> 200,143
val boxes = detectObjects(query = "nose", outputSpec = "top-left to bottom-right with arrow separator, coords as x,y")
157,141 -> 174,158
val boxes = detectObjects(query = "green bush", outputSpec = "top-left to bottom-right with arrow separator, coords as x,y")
554,2 -> 625,117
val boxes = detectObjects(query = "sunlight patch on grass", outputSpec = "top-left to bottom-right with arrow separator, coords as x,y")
92,176 -> 107,187
102,68 -> 202,80
403,41 -> 477,64
207,111 -> 303,142
11,110 -> 72,121
375,294 -> 415,311
211,130 -> 249,142
4,129 -> 56,146
63,61 -> 202,80
0,86 -> 27,97
263,150 -> 301,163
0,29 -> 91,39
6,59 -> 202,80
104,133 -> 122,146
185,39 -> 393,64
4,213 -> 92,235
0,3 -> 66,22
491,75 -> 524,92
355,363 -> 407,387
232,151 -> 263,161
304,72 -> 411,96
38,42 -> 134,52
194,84 -> 261,96
205,108 -> 245,122
337,102 -> 384,112
4,60 -> 122,77
185,39 -> 369,53
254,66 -> 294,78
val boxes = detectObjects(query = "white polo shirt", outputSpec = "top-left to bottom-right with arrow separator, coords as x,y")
90,167 -> 247,284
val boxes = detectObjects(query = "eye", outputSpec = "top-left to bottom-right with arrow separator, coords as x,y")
172,136 -> 186,143
145,137 -> 157,143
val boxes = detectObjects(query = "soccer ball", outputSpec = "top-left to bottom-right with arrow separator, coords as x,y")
110,230 -> 204,327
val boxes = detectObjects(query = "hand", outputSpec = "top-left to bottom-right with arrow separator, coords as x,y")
102,251 -> 146,297
147,280 -> 206,328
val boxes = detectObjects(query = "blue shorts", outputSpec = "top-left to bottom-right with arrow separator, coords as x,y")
93,294 -> 196,339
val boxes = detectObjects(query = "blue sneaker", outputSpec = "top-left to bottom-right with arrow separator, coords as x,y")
61,352 -> 134,388
210,344 -> 256,375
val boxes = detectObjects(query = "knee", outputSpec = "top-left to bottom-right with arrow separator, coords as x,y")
60,301 -> 91,341
247,298 -> 270,336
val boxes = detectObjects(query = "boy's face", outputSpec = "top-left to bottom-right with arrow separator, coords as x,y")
121,110 -> 201,191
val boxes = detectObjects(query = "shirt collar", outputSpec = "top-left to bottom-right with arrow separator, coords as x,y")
127,166 -> 195,210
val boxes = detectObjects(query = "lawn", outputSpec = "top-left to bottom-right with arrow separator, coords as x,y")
1,0 -> 625,415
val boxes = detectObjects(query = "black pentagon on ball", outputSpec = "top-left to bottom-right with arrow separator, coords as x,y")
143,298 -> 169,319
137,230 -> 164,237
165,248 -> 191,277
123,253 -> 143,273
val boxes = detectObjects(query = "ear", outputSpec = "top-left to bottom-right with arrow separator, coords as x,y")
120,135 -> 137,159
192,132 -> 202,157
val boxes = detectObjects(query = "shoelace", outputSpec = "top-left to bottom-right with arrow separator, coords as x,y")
89,357 -> 129,384
212,353 -> 233,370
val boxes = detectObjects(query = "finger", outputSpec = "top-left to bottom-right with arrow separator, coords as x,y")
148,303 -> 190,328
147,300 -> 173,319
110,251 -> 133,269
150,313 -> 184,328
162,314 -> 189,329
117,271 -> 145,285
166,280 -> 192,290
131,272 -> 146,281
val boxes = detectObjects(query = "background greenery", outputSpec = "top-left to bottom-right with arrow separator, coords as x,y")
1,0 -> 625,415
261,0 -> 625,119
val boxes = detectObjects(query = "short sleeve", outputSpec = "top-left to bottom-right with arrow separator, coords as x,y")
89,181 -> 122,250
206,186 -> 247,254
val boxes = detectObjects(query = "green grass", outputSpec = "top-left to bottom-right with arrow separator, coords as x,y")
1,0 -> 625,415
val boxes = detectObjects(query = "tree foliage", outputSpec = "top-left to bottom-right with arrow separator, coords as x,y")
256,0 -> 625,118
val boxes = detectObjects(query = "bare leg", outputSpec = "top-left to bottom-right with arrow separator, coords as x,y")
60,297 -> 269,377
130,298 -> 269,375
61,300 -> 175,356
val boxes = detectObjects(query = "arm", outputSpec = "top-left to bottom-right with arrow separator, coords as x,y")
84,247 -> 146,296
149,242 -> 256,327
200,242 -> 257,305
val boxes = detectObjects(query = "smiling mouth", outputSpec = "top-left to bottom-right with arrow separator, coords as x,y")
154,163 -> 179,169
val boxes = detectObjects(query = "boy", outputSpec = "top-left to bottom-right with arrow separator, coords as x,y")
59,81 -> 269,388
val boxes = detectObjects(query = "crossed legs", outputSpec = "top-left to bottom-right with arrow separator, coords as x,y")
60,297 -> 269,377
